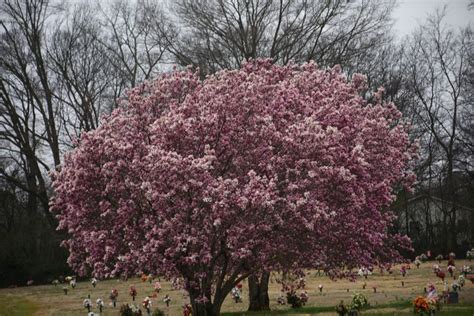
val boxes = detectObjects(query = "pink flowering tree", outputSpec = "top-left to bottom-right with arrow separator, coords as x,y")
51,60 -> 415,315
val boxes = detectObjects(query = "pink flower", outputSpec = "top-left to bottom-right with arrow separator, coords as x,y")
51,59 -> 415,315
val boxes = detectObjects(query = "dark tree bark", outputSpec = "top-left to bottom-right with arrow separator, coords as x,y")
248,272 -> 270,311
188,285 -> 224,316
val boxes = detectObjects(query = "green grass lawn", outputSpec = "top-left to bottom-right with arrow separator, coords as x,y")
222,300 -> 474,315
0,295 -> 39,316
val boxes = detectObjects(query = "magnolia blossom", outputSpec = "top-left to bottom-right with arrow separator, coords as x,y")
52,60 -> 415,316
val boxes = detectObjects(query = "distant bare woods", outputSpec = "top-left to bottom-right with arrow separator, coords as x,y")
0,0 -> 472,286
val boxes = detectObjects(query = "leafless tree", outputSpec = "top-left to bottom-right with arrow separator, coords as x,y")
167,0 -> 395,76
0,0 -> 69,284
403,8 -> 472,252
0,0 -> 62,166
98,0 -> 173,94
48,3 -> 113,144
0,0 -> 59,223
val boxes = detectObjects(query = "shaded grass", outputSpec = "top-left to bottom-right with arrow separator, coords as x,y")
0,295 -> 39,316
221,301 -> 411,315
221,300 -> 474,315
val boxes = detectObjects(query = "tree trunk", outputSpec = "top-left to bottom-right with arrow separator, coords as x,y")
248,272 -> 270,311
192,302 -> 218,316
189,290 -> 221,316
446,161 -> 458,253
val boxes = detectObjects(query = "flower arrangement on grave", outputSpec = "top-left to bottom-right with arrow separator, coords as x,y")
119,303 -> 142,316
461,265 -> 471,275
447,265 -> 455,278
277,273 -> 308,308
276,292 -> 286,305
413,296 -> 430,314
414,258 -> 422,269
130,286 -> 137,301
110,288 -> 119,307
350,292 -> 369,312
447,255 -> 455,270
70,278 -> 76,289
372,285 -> 378,293
432,264 -> 440,273
426,283 -> 436,296
458,275 -> 465,287
417,293 -> 440,314
419,253 -> 428,262
163,294 -> 171,307
52,279 -> 59,286
91,277 -> 97,288
141,274 -> 148,282
426,284 -> 441,312
154,282 -> 161,293
83,297 -> 92,312
96,298 -> 104,313
400,265 -> 407,277
143,296 -> 152,315
467,249 -> 474,261
148,274 -> 153,284
451,282 -> 461,292
182,304 -> 192,316
335,300 -> 348,316
318,284 -> 323,293
358,267 -> 371,279
171,278 -> 182,290
231,286 -> 242,303
436,270 -> 446,282
435,255 -> 443,263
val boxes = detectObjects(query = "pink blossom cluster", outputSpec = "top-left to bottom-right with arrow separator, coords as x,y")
51,59 -> 416,308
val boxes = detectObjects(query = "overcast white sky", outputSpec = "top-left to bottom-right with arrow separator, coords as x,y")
393,0 -> 473,37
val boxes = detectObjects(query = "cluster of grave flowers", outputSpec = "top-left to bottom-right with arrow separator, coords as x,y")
51,59 -> 416,316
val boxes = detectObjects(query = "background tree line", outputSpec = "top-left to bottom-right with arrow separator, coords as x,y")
0,0 -> 472,287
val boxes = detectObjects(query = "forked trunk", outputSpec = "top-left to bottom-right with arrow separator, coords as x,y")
248,272 -> 270,311
192,302 -> 218,316
190,291 -> 222,316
